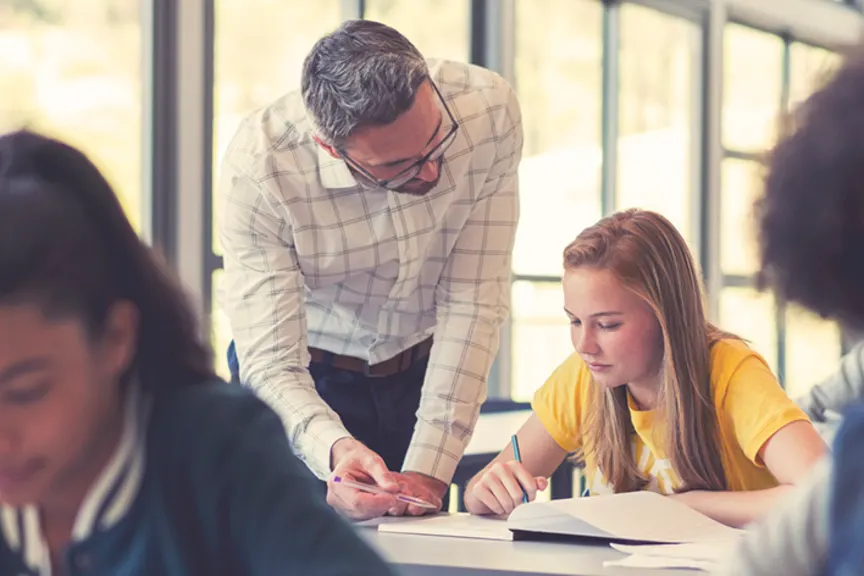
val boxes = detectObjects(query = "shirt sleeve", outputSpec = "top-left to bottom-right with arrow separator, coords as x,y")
401,81 -> 523,484
219,153 -> 351,480
719,457 -> 830,576
531,354 -> 585,453
721,350 -> 812,466
224,392 -> 397,576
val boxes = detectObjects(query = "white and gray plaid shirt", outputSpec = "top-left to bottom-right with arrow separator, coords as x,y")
218,59 -> 522,483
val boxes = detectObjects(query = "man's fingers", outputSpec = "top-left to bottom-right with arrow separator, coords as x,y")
363,454 -> 399,491
405,502 -> 439,516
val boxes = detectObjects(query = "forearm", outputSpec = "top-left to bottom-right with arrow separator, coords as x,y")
250,370 -> 353,479
675,485 -> 794,528
403,315 -> 503,484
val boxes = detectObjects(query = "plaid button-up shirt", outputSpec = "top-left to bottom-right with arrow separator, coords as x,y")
218,59 -> 522,483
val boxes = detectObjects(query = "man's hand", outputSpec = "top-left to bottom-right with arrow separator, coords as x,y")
326,438 -> 400,521
388,471 -> 447,517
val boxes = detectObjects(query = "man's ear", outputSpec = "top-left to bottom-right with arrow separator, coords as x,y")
313,135 -> 340,159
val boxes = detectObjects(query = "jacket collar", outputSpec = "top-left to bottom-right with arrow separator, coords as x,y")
0,384 -> 150,574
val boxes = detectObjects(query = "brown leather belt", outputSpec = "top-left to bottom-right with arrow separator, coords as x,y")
308,337 -> 433,378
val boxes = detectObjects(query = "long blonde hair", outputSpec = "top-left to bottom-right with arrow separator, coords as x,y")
564,209 -> 729,493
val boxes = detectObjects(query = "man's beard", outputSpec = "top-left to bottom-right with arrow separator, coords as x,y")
394,173 -> 441,196
352,160 -> 443,196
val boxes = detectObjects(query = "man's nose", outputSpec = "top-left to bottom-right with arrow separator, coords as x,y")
415,157 -> 439,182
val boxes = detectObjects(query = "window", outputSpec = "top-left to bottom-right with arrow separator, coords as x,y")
720,24 -> 841,387
617,4 -> 701,247
789,42 -> 841,108
211,1 -> 342,376
723,25 -> 784,154
719,159 -> 763,276
363,0 -> 470,62
720,288 -> 778,371
510,0 -> 603,398
785,305 -> 841,399
510,282 -> 573,401
0,1 -> 143,230
213,0 -> 341,255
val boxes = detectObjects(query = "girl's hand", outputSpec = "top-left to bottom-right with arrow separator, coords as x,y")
465,460 -> 548,516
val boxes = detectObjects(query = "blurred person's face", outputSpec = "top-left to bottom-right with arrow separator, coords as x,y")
317,81 -> 457,196
0,302 -> 135,511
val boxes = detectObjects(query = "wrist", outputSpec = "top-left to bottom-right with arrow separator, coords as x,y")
329,436 -> 360,470
403,470 -> 448,496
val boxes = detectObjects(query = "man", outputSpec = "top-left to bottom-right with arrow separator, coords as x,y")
218,20 -> 522,521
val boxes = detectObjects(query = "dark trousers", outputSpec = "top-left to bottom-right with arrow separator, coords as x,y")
228,341 -> 449,508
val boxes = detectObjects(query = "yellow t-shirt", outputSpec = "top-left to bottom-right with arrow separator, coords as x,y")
532,338 -> 809,495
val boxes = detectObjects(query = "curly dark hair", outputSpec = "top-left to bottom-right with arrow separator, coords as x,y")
757,49 -> 864,327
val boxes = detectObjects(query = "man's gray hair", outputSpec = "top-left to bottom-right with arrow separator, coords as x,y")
301,20 -> 429,146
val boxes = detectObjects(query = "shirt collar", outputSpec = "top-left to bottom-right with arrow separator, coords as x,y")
316,144 -> 359,190
1,384 -> 151,574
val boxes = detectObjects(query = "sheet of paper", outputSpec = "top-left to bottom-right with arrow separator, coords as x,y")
377,512 -> 513,541
354,516 -> 421,528
508,491 -> 743,544
610,541 -> 736,563
603,554 -> 715,571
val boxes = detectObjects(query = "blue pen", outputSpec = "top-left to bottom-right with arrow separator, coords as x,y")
510,434 -> 529,504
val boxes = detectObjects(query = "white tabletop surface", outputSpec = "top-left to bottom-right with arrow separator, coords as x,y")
360,528 -> 704,576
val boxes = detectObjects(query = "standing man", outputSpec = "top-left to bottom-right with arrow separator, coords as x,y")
218,20 -> 522,521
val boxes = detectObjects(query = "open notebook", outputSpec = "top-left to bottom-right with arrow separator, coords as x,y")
377,491 -> 743,545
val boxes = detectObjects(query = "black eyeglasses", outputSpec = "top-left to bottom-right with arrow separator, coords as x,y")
338,81 -> 459,190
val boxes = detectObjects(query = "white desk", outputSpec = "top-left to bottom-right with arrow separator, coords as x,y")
360,529 -> 703,576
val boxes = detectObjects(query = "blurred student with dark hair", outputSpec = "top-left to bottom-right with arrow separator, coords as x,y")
722,48 -> 864,576
0,130 -> 393,576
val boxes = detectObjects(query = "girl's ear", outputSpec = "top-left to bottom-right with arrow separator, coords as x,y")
98,301 -> 138,380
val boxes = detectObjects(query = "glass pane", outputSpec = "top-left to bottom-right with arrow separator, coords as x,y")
363,0 -> 470,62
510,281 -> 573,402
723,24 -> 784,152
720,158 -> 764,276
719,287 -> 778,373
512,0 -> 603,277
784,306 -> 842,399
0,2 -> 143,230
211,268 -> 232,380
789,42 -> 841,110
617,5 -> 701,248
213,1 -> 342,254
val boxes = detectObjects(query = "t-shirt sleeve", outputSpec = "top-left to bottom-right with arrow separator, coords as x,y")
720,348 -> 811,466
531,353 -> 586,453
